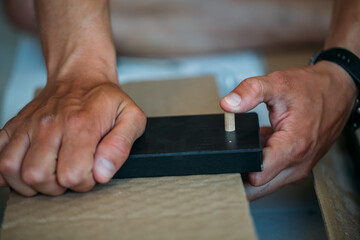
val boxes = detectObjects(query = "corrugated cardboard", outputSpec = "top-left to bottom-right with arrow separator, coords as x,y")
1,76 -> 256,240
1,174 -> 255,240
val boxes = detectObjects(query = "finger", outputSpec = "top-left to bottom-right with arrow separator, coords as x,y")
1,117 -> 18,137
21,124 -> 66,196
57,117 -> 99,192
244,163 -> 312,201
260,126 -> 273,148
248,130 -> 295,186
0,132 -> 37,196
0,129 -> 10,152
220,76 -> 273,113
244,168 -> 294,201
93,107 -> 146,183
0,129 -> 10,187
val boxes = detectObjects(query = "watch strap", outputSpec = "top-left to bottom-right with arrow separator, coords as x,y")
310,47 -> 360,86
310,47 -> 360,131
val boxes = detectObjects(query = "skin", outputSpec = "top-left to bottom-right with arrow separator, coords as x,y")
221,0 -> 360,200
0,0 -> 359,200
0,0 -> 146,196
5,0 -> 332,56
109,0 -> 332,56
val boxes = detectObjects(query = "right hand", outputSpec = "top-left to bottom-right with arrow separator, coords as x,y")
0,77 -> 146,196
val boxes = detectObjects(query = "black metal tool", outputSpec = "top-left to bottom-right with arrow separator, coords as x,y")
113,113 -> 262,178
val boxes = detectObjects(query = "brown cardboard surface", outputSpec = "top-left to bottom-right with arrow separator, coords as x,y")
1,76 -> 256,240
1,174 -> 255,240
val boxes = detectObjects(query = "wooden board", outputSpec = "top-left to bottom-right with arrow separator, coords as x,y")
116,113 -> 262,178
313,135 -> 360,239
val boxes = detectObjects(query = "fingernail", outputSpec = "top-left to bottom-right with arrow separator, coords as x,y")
224,92 -> 241,107
95,157 -> 116,179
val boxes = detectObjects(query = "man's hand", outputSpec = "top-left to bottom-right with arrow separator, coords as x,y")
0,79 -> 146,196
0,0 -> 148,197
220,61 -> 357,201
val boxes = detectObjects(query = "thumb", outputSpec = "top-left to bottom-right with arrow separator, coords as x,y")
220,77 -> 272,113
93,107 -> 146,183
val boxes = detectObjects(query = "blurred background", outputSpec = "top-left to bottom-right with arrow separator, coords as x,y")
0,0 -> 330,239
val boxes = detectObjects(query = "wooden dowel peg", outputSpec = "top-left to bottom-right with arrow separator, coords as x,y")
224,112 -> 235,132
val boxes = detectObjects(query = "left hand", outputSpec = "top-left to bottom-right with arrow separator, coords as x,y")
220,61 -> 357,201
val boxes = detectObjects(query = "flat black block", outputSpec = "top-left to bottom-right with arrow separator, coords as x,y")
113,113 -> 262,178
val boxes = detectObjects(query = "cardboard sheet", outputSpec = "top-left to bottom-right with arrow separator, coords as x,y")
1,76 -> 256,239
1,174 -> 255,240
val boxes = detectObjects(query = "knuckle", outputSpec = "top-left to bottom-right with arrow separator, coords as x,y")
267,71 -> 285,83
64,111 -> 89,131
57,166 -> 89,188
292,138 -> 310,161
132,106 -> 146,120
3,117 -> 18,133
0,130 -> 10,150
131,107 -> 147,131
242,78 -> 263,97
0,158 -> 18,177
104,134 -> 132,159
2,119 -> 25,139
22,167 -> 53,186
39,115 -> 55,128
6,121 -> 31,139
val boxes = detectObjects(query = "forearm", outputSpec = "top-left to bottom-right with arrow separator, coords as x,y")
321,0 -> 360,100
111,0 -> 332,56
34,0 -> 117,83
10,0 -> 332,56
325,0 -> 360,54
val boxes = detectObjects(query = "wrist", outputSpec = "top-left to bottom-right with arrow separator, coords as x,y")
315,60 -> 357,98
41,18 -> 117,84
47,51 -> 118,86
317,60 -> 355,85
313,60 -> 358,131
310,47 -> 360,102
35,0 -> 117,84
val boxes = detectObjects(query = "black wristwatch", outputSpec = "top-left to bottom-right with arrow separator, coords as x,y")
310,47 -> 360,131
